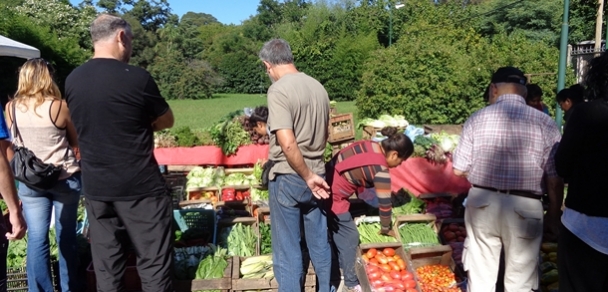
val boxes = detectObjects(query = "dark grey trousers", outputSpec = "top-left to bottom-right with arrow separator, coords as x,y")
86,194 -> 173,292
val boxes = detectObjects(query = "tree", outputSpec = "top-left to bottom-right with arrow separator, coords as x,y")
356,0 -> 569,124
11,0 -> 97,50
181,12 -> 220,27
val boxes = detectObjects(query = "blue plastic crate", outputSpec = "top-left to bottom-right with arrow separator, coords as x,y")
173,209 -> 216,244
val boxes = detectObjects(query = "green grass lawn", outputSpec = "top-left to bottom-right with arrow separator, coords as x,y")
167,94 -> 360,138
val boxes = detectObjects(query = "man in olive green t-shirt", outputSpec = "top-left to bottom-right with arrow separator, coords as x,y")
259,38 -> 332,292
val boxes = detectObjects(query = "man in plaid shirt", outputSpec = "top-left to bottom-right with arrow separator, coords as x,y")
453,67 -> 563,292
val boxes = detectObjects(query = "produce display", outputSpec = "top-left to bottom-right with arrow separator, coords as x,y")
424,197 -> 453,219
209,111 -> 254,155
357,222 -> 399,244
174,245 -> 213,280
412,131 -> 460,164
358,115 -> 409,129
397,222 -> 440,248
440,222 -> 466,244
439,222 -> 466,268
195,246 -> 230,280
222,223 -> 258,257
259,222 -> 272,255
392,189 -> 425,215
540,242 -> 559,292
415,264 -> 461,292
186,167 -> 226,189
239,255 -> 274,279
361,247 -> 418,292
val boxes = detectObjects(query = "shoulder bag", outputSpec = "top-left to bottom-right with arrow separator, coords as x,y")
9,102 -> 62,190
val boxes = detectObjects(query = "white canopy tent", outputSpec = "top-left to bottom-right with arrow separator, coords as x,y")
0,35 -> 40,59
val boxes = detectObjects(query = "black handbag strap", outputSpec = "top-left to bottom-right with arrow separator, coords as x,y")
10,101 -> 24,147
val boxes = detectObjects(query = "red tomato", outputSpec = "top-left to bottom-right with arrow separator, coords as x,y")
406,289 -> 418,292
394,290 -> 404,292
366,265 -> 379,273
367,248 -> 378,258
383,247 -> 396,257
361,254 -> 369,263
404,280 -> 417,289
370,258 -> 379,265
383,287 -> 395,292
387,256 -> 395,262
389,262 -> 401,271
390,270 -> 401,280
371,279 -> 383,288
394,281 -> 406,290
380,264 -> 391,273
381,273 -> 392,283
368,271 -> 380,280
401,271 -> 414,281
396,259 -> 406,270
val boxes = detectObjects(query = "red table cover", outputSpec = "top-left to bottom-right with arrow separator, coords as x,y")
389,157 -> 471,196
154,145 -> 269,166
154,147 -> 470,195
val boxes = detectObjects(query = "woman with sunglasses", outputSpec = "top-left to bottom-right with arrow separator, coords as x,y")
6,58 -> 81,292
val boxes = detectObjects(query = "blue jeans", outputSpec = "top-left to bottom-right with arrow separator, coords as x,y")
269,174 -> 331,292
19,173 -> 82,292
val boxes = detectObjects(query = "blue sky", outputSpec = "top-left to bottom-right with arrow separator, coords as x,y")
69,0 -> 260,25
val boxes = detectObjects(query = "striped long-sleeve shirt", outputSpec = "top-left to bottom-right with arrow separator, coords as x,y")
336,142 -> 393,231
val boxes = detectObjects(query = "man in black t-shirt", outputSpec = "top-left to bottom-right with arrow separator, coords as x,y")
65,14 -> 174,292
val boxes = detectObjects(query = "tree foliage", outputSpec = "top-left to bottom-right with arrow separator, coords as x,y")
0,0 -> 594,112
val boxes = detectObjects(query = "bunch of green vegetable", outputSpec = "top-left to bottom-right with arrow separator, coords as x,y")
186,167 -> 225,189
209,111 -> 252,155
195,246 -> 229,280
226,223 -> 257,257
250,188 -> 269,202
357,115 -> 409,129
259,222 -> 272,255
171,126 -> 201,147
240,255 -> 274,279
224,173 -> 257,186
357,222 -> 398,244
393,191 -> 425,215
253,162 -> 263,184
398,222 -> 440,248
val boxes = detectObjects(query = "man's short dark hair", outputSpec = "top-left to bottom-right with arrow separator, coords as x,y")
91,14 -> 132,44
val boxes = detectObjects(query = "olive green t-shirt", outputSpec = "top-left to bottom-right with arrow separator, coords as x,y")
267,72 -> 330,179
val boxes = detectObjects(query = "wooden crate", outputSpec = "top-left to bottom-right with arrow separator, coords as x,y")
330,138 -> 355,156
174,257 -> 232,292
87,254 -> 141,292
328,113 -> 355,143
361,126 -> 405,140
407,245 -> 467,290
356,242 -> 422,292
393,214 -> 441,250
230,256 -> 316,291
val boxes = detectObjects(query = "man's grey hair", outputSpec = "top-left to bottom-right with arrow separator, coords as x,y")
90,14 -> 132,44
259,39 -> 294,66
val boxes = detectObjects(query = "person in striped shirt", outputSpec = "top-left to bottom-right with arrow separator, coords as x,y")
325,127 -> 414,292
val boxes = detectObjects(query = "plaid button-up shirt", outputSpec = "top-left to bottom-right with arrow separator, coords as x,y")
453,94 -> 561,194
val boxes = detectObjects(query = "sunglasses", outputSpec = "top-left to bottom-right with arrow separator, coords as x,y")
28,58 -> 56,76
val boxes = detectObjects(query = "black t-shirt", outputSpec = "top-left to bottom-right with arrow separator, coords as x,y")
555,99 -> 608,217
65,58 -> 169,201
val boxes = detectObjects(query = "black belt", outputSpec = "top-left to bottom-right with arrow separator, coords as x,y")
473,185 -> 541,200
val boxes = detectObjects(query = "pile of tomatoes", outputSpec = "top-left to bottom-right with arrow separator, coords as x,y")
361,247 -> 418,292
415,264 -> 461,292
